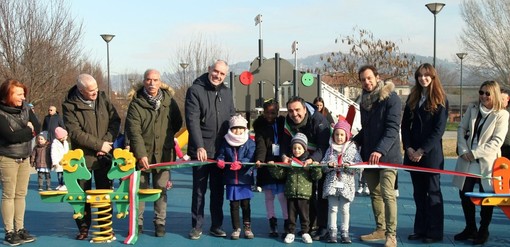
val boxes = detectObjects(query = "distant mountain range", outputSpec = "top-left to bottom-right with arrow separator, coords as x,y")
112,52 -> 473,92
229,52 -> 469,85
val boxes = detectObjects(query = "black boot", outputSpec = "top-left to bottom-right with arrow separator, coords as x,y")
269,217 -> 278,238
473,226 -> 489,245
455,190 -> 478,241
473,206 -> 493,245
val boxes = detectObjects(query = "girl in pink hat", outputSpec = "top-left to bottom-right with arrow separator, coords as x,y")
321,118 -> 362,243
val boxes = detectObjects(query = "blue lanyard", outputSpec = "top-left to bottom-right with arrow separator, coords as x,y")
272,122 -> 278,144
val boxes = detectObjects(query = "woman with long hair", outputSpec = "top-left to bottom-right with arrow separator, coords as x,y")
402,63 -> 448,243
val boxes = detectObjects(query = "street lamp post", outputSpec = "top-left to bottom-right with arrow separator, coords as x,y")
456,52 -> 467,120
425,3 -> 445,67
180,63 -> 189,85
100,34 -> 115,97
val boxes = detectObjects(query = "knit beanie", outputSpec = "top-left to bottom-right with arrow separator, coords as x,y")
37,131 -> 48,141
55,127 -> 68,140
333,118 -> 352,140
229,114 -> 248,129
291,132 -> 308,150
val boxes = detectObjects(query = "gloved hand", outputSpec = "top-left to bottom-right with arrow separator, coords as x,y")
217,160 -> 225,169
230,161 -> 242,171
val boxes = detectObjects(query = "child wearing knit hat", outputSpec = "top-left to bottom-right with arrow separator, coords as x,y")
270,132 -> 322,244
30,131 -> 52,191
51,127 -> 69,191
216,114 -> 256,240
320,118 -> 362,243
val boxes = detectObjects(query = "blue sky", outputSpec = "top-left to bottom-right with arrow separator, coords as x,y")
68,0 -> 464,75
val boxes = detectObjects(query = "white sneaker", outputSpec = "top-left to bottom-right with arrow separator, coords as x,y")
55,185 -> 61,190
356,186 -> 363,194
284,233 -> 295,244
363,186 -> 370,195
58,185 -> 67,191
395,189 -> 399,197
302,233 -> 313,244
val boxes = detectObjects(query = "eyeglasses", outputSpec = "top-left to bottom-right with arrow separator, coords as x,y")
479,90 -> 491,96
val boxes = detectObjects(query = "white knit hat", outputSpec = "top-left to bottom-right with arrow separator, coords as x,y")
229,114 -> 248,129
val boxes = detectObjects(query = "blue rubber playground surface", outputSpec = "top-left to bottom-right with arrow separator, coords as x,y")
2,158 -> 510,246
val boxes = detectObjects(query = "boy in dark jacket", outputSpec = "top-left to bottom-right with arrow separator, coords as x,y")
270,133 -> 322,244
217,115 -> 256,240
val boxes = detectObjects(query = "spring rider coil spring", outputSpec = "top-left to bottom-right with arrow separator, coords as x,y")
87,189 -> 115,243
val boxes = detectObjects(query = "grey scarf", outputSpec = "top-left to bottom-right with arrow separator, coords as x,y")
143,88 -> 163,110
360,82 -> 383,111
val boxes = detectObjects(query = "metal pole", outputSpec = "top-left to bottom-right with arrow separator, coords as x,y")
106,42 -> 111,97
275,53 -> 280,104
433,14 -> 437,67
317,74 -> 321,97
460,58 -> 463,119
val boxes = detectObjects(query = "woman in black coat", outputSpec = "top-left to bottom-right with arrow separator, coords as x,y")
401,63 -> 448,243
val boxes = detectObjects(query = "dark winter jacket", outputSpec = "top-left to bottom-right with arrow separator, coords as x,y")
253,115 -> 286,186
125,83 -> 183,167
62,86 -> 120,170
185,73 -> 235,159
270,152 -> 322,199
42,113 -> 65,142
217,138 -> 256,185
281,102 -> 331,163
402,98 -> 448,169
352,82 -> 402,165
0,102 -> 41,159
30,143 -> 51,169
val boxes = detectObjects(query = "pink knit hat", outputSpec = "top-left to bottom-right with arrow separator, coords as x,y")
229,114 -> 248,129
333,118 -> 352,140
55,127 -> 68,139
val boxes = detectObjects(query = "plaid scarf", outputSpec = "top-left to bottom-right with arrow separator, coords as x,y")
142,88 -> 163,110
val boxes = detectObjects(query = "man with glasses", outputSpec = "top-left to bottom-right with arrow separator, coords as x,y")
62,73 -> 120,241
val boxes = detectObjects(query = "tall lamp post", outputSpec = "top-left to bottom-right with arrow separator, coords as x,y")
456,52 -> 467,120
425,3 -> 445,67
180,62 -> 189,85
100,34 -> 115,97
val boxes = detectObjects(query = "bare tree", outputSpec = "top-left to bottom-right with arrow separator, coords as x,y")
320,28 -> 417,86
460,0 -> 510,86
165,34 -> 230,125
167,33 -> 230,89
0,0 -> 83,109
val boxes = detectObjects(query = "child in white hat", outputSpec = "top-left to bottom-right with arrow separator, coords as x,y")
216,114 -> 256,240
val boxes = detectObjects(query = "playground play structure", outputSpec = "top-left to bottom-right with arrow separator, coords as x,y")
39,149 -> 161,244
465,157 -> 510,220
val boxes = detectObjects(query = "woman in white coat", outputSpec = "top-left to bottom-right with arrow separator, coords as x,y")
453,80 -> 509,245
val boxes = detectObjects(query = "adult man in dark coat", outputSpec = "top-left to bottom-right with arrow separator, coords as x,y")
185,60 -> 235,240
62,73 -> 120,240
42,105 -> 65,143
352,65 -> 402,247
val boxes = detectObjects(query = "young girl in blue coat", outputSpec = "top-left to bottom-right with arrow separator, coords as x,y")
217,114 -> 256,240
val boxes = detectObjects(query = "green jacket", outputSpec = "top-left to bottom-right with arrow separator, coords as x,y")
125,83 -> 182,168
62,86 -> 120,170
269,154 -> 322,199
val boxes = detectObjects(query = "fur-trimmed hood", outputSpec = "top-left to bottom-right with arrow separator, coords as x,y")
127,82 -> 175,100
377,80 -> 395,101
